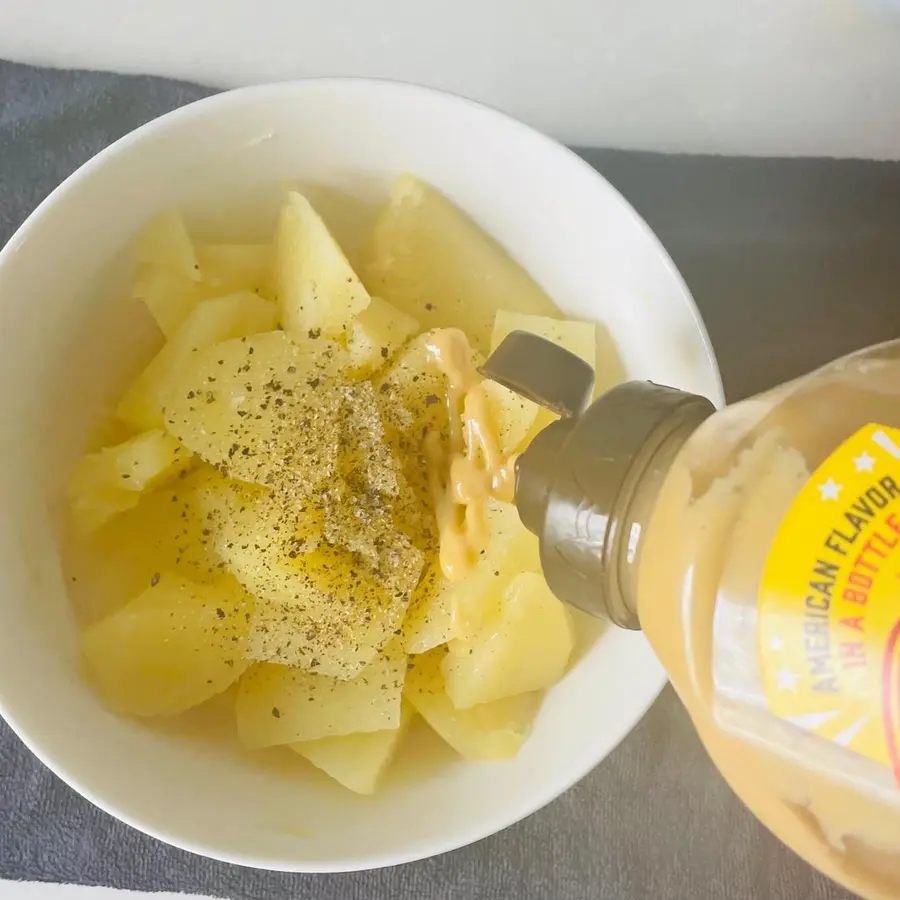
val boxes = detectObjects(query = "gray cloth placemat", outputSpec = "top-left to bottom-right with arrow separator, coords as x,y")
0,58 -> 883,899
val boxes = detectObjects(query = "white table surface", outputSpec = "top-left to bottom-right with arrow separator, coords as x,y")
10,888 -> 188,900
1,0 -> 900,158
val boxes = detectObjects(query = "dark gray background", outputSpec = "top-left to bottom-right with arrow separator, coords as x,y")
3,59 -> 896,899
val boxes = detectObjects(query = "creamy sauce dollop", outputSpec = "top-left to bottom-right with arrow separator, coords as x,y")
423,328 -> 516,580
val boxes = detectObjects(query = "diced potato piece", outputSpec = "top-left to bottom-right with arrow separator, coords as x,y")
68,429 -> 190,535
82,572 -> 252,717
163,330 -> 348,494
236,640 -> 406,747
372,331 -> 451,440
135,244 -> 274,338
174,371 -> 424,679
202,477 -> 325,604
72,429 -> 188,493
402,561 -> 455,654
240,535 -> 421,679
68,486 -> 140,540
567,605 -> 607,669
359,174 -> 558,352
195,456 -> 421,679
65,466 -> 230,624
273,191 -> 371,338
291,702 -> 413,795
347,296 -> 419,374
327,380 -> 404,502
195,243 -> 273,299
118,291 -> 277,429
132,266 -> 203,338
490,310 -> 597,441
480,380 -> 539,456
404,649 -> 541,761
451,499 -> 541,643
442,572 -> 573,709
133,208 -> 199,282
403,501 -> 539,655
491,311 -> 595,368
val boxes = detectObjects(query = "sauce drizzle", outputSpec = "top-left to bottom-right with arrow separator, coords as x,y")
424,328 -> 517,580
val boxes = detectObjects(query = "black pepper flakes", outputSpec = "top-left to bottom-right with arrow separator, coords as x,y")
272,707 -> 281,718
150,573 -> 161,587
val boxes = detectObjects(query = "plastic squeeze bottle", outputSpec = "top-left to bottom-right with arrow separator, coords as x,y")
482,331 -> 900,900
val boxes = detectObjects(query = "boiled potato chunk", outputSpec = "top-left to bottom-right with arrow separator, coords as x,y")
66,466 -> 229,624
359,174 -> 557,352
198,476 -> 323,583
451,499 -> 541,643
171,362 -> 425,679
326,380 -> 405,504
372,331 -> 453,440
195,243 -> 272,299
240,535 -> 420,679
133,208 -> 199,282
68,429 -> 190,535
136,243 -> 274,338
273,191 -> 370,338
195,457 -> 421,679
347,296 -> 419,374
67,486 -> 140,541
118,291 -> 277,429
442,572 -> 573,709
403,561 -> 456,654
491,310 -> 596,368
405,649 -> 541,761
236,640 -> 406,747
132,266 -> 203,339
82,572 -> 252,717
405,501 -> 539,654
163,330 -> 347,494
291,702 -> 413,795
480,380 -> 539,456
490,310 -> 597,441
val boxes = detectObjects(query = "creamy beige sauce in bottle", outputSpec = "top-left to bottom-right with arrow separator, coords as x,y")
496,334 -> 900,898
636,342 -> 900,899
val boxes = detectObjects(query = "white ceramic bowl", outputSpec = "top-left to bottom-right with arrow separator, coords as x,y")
0,80 -> 722,871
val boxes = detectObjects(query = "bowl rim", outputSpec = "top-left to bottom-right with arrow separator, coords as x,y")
0,76 -> 723,872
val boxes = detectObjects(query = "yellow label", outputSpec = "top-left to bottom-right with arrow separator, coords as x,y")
759,424 -> 900,780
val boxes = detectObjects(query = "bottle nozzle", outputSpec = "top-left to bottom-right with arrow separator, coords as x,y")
514,418 -> 575,536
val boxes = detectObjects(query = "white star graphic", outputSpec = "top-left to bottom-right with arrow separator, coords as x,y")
817,478 -> 843,501
854,452 -> 876,473
777,669 -> 801,691
770,636 -> 783,652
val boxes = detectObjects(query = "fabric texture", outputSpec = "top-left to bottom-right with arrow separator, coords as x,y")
0,58 -> 869,899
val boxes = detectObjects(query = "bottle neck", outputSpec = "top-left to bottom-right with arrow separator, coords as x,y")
515,382 -> 715,629
604,411 -> 706,629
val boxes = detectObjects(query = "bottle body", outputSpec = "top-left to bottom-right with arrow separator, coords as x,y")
638,339 -> 900,899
